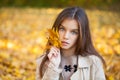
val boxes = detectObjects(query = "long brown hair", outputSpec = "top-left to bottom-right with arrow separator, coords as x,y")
39,6 -> 105,78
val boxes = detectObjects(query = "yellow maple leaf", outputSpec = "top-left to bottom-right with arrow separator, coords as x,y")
46,29 -> 61,49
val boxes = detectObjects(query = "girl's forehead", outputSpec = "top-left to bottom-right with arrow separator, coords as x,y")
60,19 -> 78,30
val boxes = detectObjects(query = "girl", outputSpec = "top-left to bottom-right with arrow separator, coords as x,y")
36,7 -> 106,80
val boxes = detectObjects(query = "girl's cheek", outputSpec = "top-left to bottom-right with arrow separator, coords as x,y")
59,32 -> 64,38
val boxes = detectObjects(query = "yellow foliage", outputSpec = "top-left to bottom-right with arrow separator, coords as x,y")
114,45 -> 120,54
0,8 -> 120,80
46,29 -> 61,49
109,76 -> 114,80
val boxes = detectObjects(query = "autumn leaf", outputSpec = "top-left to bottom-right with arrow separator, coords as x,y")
46,29 -> 61,49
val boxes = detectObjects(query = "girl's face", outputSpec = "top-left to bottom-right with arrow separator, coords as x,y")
58,19 -> 79,50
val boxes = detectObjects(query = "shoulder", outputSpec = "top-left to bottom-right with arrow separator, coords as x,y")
88,55 -> 103,64
88,55 -> 102,61
78,55 -> 103,68
88,55 -> 104,70
88,56 -> 106,80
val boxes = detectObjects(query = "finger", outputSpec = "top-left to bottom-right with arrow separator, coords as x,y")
48,49 -> 57,59
53,52 -> 58,57
50,48 -> 58,57
47,52 -> 53,59
52,46 -> 60,52
51,47 -> 60,56
53,49 -> 60,57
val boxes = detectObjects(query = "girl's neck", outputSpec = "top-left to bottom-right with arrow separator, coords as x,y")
61,48 -> 76,57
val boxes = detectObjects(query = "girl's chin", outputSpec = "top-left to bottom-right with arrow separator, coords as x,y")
61,46 -> 70,50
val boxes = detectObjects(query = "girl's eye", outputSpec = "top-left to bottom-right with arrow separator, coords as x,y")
71,31 -> 78,35
59,27 -> 65,31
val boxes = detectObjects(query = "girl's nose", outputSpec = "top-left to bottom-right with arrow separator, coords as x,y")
63,31 -> 69,39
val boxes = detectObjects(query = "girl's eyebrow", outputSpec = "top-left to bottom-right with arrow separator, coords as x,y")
60,24 -> 78,31
60,24 -> 65,27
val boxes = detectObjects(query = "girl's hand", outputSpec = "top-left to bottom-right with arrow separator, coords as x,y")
47,47 -> 61,68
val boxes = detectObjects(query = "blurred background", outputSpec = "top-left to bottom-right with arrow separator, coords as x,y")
0,0 -> 120,80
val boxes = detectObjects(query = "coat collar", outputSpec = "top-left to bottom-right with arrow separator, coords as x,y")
78,55 -> 92,68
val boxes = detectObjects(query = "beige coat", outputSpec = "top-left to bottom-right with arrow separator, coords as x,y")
36,55 -> 106,80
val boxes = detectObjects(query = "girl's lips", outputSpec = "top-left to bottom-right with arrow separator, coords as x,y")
61,41 -> 69,45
